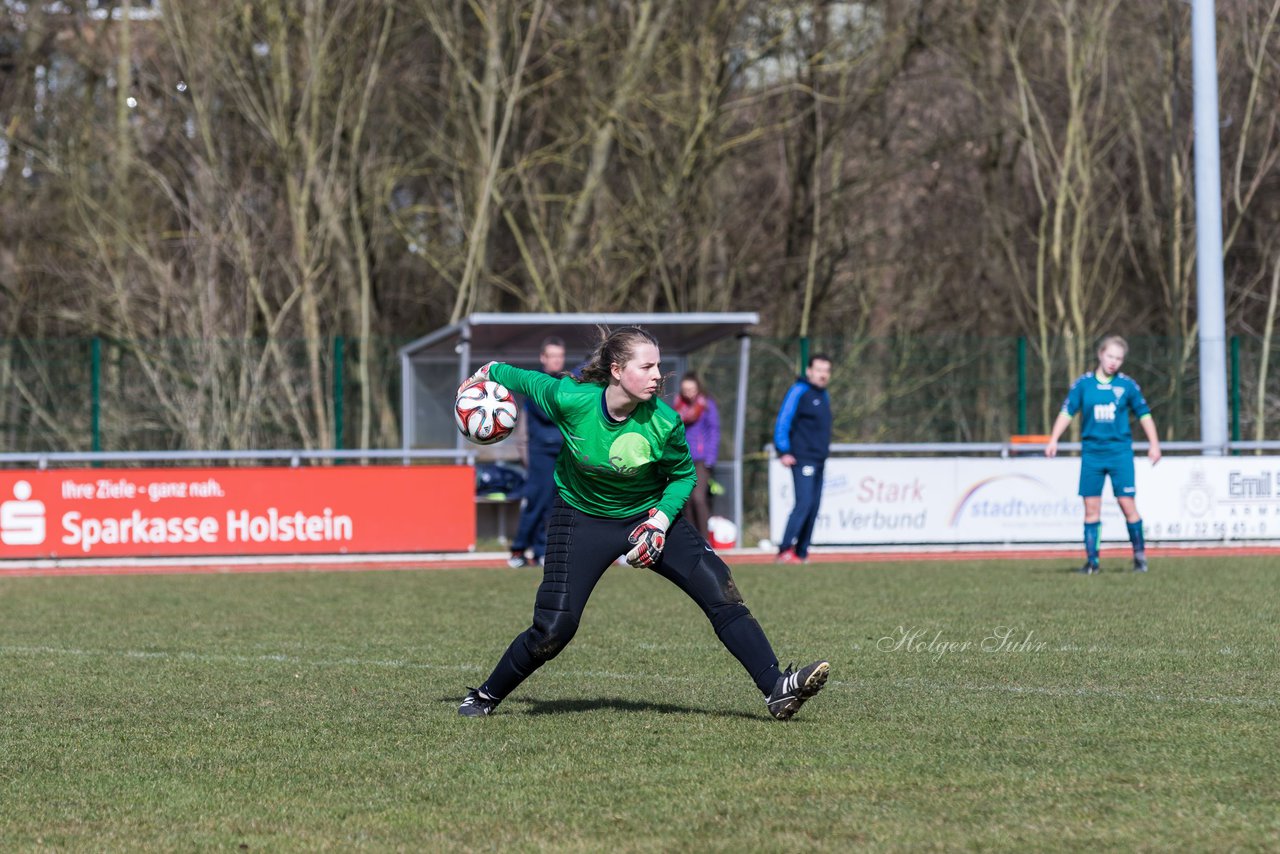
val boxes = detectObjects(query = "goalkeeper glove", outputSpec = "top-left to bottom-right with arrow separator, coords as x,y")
458,361 -> 498,395
625,509 -> 670,569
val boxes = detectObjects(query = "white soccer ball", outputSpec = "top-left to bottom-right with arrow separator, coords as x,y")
454,379 -> 519,445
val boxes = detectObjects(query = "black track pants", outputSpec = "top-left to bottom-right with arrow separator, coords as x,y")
481,498 -> 782,700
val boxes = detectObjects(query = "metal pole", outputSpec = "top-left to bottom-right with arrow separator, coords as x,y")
1192,0 -> 1229,453
1016,336 -> 1028,435
333,335 -> 345,451
457,323 -> 472,464
91,337 -> 102,453
400,350 -> 413,454
734,332 -> 751,548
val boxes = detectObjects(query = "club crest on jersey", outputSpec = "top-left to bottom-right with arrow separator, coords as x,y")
1113,387 -> 1125,399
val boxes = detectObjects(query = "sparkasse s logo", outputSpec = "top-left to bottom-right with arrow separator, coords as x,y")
1,480 -> 47,545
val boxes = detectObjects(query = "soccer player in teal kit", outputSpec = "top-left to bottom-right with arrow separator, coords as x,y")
1045,336 -> 1162,573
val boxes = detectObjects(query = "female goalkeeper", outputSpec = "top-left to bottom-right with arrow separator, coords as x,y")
457,326 -> 828,721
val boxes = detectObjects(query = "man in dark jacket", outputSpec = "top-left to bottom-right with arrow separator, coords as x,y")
772,355 -> 833,564
509,337 -> 567,567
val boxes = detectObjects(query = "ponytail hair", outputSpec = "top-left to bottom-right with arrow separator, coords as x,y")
578,326 -> 661,387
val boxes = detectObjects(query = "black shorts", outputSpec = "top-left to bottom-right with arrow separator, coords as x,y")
539,497 -> 745,626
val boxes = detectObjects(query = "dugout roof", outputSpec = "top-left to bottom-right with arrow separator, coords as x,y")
399,312 -> 761,541
398,312 -> 759,363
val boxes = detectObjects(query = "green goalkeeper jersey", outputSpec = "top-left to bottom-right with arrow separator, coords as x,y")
489,363 -> 696,520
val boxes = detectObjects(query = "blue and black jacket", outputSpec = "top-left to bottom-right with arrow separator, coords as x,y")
773,376 -> 832,464
525,384 -> 565,458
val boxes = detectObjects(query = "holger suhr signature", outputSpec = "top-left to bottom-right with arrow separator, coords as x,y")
877,625 -> 1048,661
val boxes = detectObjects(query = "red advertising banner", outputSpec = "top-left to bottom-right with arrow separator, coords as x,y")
0,466 -> 475,559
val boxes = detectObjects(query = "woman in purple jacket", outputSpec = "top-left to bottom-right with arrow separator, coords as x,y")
674,372 -> 719,540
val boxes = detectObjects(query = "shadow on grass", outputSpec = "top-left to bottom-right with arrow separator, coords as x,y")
1021,564 -> 1093,575
1060,564 -> 1143,575
439,694 -> 762,720
1027,562 -> 1098,574
519,695 -> 764,719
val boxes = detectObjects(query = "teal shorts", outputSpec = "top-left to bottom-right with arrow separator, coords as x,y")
1079,445 -> 1135,498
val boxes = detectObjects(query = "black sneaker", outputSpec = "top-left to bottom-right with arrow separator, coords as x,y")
458,687 -> 499,717
507,552 -> 529,568
1133,554 -> 1149,573
1077,561 -> 1101,575
766,660 -> 829,721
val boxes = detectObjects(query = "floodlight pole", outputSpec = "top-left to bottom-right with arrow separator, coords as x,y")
1192,0 -> 1229,454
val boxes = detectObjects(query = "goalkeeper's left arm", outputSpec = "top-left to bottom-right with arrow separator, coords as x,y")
488,363 -> 562,422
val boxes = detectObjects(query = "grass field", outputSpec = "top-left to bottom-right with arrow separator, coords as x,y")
2,554 -> 1278,851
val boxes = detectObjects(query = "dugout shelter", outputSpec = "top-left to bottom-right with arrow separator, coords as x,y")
399,313 -> 760,543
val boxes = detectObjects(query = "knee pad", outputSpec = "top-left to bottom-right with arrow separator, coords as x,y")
526,608 -> 579,661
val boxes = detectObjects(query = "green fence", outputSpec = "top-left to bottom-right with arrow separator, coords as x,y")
736,335 -> 1279,453
1,335 -> 1277,454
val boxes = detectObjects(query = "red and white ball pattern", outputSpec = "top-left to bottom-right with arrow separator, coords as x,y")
454,380 -> 519,445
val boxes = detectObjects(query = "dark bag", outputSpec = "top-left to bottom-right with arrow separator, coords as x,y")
475,462 -> 526,499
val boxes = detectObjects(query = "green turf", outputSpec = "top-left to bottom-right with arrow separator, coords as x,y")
2,555 -> 1277,851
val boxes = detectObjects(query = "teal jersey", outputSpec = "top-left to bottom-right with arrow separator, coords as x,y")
1061,371 -> 1151,446
489,363 -> 696,520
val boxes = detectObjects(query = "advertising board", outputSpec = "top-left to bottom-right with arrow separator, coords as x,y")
0,466 -> 474,558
